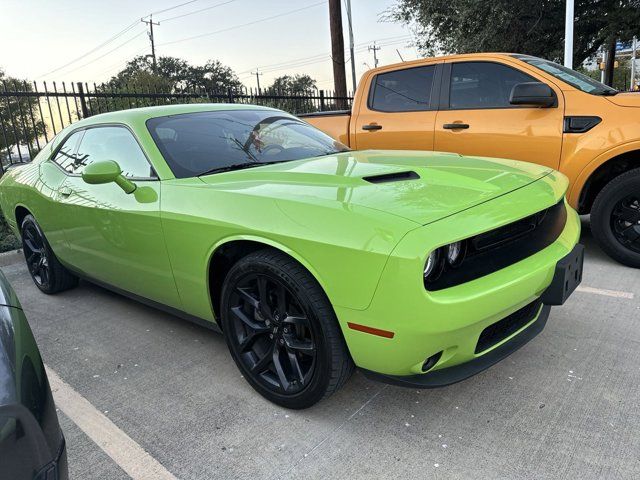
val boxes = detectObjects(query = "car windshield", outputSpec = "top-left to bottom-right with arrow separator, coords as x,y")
513,55 -> 618,96
146,109 -> 349,178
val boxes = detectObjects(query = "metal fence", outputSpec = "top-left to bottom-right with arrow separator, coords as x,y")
0,80 -> 353,172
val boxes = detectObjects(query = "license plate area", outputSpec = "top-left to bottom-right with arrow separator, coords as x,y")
541,244 -> 584,305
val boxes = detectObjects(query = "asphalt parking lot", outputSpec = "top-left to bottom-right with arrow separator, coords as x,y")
2,217 -> 639,480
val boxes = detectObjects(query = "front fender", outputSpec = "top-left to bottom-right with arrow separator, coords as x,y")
568,140 -> 640,207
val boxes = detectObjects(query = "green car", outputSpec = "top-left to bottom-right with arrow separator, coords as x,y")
0,104 -> 583,409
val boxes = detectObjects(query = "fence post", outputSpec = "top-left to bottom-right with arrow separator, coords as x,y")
227,87 -> 234,104
76,82 -> 89,119
319,90 -> 325,111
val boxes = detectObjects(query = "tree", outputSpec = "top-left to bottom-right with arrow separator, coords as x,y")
389,0 -> 640,70
0,69 -> 46,162
264,75 -> 318,113
108,55 -> 243,92
92,55 -> 243,112
267,74 -> 317,95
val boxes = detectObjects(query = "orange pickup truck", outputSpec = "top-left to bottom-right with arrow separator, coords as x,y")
302,53 -> 640,268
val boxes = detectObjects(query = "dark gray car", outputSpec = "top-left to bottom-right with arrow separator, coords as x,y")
0,270 -> 67,479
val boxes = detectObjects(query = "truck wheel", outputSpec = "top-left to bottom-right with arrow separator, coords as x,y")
220,248 -> 354,409
591,168 -> 640,268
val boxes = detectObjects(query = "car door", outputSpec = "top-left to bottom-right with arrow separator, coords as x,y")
353,63 -> 441,150
52,124 -> 181,309
434,60 -> 564,169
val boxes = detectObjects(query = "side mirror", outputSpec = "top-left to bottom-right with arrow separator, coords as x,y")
82,160 -> 137,194
509,82 -> 555,107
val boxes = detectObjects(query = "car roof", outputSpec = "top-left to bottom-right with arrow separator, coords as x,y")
73,103 -> 280,128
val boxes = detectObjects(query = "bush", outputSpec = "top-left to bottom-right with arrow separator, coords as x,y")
0,215 -> 20,252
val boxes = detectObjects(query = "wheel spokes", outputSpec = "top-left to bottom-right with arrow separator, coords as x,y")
230,272 -> 316,395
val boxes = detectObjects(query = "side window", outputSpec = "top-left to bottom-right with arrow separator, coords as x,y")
370,66 -> 435,112
449,62 -> 537,109
52,130 -> 85,173
74,127 -> 154,178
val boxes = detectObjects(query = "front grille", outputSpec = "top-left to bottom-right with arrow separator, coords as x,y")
427,199 -> 567,291
475,299 -> 543,354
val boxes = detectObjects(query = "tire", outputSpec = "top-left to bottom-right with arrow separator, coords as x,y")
21,214 -> 79,294
220,249 -> 354,409
590,168 -> 640,268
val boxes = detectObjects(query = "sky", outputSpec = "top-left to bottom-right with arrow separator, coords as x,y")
1,0 -> 420,91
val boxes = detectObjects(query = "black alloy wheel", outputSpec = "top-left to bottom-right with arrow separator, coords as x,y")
21,214 -> 78,294
22,221 -> 50,290
591,168 -> 640,268
611,195 -> 640,253
228,273 -> 316,394
221,249 -> 353,409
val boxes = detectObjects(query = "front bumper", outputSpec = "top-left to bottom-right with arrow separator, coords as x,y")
336,191 -> 582,379
360,243 -> 583,388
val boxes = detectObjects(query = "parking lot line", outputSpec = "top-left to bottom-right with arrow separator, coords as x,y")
576,285 -> 635,299
45,365 -> 178,480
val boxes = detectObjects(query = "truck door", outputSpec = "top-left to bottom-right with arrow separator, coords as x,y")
434,60 -> 563,169
354,63 -> 441,151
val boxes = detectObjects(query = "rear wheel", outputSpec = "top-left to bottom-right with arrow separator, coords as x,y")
21,214 -> 78,294
591,168 -> 640,268
220,249 -> 353,409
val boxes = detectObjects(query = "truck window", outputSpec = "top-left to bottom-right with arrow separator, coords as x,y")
369,66 -> 435,112
449,62 -> 536,109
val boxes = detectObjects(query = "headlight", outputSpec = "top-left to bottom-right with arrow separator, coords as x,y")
424,240 -> 467,287
446,241 -> 466,267
423,250 -> 439,279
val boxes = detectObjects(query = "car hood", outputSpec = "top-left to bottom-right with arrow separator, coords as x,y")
198,150 -> 553,225
604,92 -> 640,107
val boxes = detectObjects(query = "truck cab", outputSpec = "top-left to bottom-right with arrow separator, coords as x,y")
302,53 -> 640,268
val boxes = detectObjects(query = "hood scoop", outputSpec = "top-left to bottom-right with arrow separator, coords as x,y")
362,171 -> 420,184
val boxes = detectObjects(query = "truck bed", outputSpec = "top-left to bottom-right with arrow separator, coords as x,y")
299,110 -> 351,147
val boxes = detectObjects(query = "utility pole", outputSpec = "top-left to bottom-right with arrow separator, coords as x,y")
563,0 -> 574,68
141,15 -> 160,72
251,69 -> 263,94
631,36 -> 637,91
328,0 -> 347,107
345,0 -> 357,93
368,42 -> 381,68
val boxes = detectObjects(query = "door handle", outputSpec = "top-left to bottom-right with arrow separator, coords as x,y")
59,186 -> 72,197
443,123 -> 470,130
362,124 -> 383,131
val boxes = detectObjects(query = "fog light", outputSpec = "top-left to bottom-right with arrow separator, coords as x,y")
421,351 -> 443,372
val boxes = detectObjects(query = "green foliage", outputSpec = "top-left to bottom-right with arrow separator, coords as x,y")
390,0 -> 640,66
0,69 -> 46,160
89,55 -> 244,112
0,213 -> 20,252
263,74 -> 319,113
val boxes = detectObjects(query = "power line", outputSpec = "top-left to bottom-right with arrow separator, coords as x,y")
159,0 -> 238,22
149,0 -> 206,17
36,20 -> 140,78
158,1 -> 326,47
56,31 -> 147,78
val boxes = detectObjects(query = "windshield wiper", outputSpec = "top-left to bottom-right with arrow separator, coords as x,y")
595,89 -> 619,96
197,160 -> 287,177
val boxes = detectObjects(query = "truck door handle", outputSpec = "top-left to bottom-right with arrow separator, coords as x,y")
443,123 -> 470,130
362,124 -> 383,131
59,186 -> 72,197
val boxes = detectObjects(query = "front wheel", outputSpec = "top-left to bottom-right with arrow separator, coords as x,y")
21,214 -> 78,294
220,249 -> 353,409
591,168 -> 640,268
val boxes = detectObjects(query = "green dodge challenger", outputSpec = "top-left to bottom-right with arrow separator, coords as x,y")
0,104 -> 583,408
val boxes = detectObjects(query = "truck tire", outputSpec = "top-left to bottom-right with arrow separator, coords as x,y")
590,168 -> 640,268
